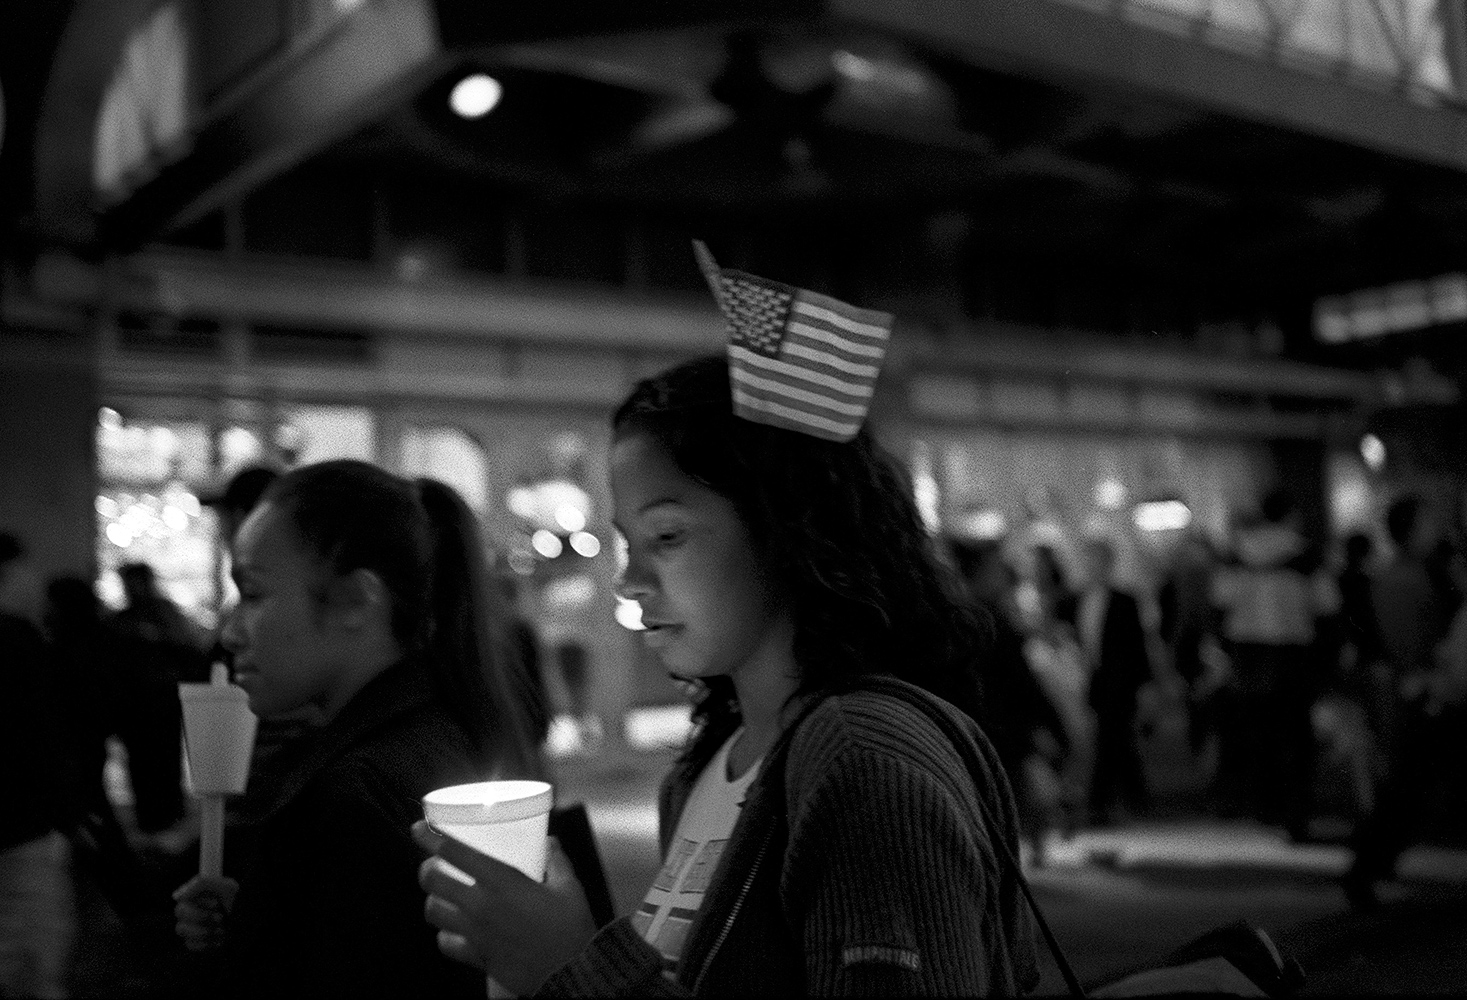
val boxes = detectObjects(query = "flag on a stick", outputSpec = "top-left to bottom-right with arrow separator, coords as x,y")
693,241 -> 893,442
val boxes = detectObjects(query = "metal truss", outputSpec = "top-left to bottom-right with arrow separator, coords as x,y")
1053,0 -> 1465,101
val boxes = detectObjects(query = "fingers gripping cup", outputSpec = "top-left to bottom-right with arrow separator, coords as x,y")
422,780 -> 554,881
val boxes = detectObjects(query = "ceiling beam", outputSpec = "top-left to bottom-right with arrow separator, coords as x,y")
833,0 -> 1467,175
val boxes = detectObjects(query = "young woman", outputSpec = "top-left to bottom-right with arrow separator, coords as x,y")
174,460 -> 546,999
416,356 -> 1041,996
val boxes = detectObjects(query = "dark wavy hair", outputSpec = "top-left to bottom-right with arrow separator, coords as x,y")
263,460 -> 546,780
613,356 -> 991,743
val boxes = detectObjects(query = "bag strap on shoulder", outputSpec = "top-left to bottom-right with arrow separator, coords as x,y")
853,675 -> 1087,998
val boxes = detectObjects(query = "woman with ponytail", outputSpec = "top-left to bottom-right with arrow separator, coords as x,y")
173,459 -> 546,999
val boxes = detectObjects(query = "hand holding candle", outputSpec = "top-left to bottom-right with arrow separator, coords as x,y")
179,663 -> 258,878
414,801 -> 597,997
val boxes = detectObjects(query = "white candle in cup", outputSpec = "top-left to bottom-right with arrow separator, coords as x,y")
422,780 -> 554,881
179,662 -> 258,878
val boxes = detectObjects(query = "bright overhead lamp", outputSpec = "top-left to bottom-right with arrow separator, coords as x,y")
449,73 -> 502,119
1132,499 -> 1192,533
1359,433 -> 1386,472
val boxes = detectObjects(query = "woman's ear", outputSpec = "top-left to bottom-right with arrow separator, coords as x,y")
328,568 -> 392,631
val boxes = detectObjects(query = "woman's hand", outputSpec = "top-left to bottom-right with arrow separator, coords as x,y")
173,874 -> 240,952
413,820 -> 597,996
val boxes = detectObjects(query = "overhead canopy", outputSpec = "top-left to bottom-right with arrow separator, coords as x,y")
25,0 -> 1467,368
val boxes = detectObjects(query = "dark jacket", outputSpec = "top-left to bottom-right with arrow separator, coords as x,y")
0,612 -> 66,850
538,680 -> 1040,997
1059,588 -> 1152,715
976,597 -> 1069,770
217,661 -> 488,1000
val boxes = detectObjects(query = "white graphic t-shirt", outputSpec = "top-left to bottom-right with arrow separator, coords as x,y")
633,730 -> 761,970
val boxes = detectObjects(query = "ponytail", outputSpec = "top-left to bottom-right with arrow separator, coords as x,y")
416,478 -> 548,781
264,460 -> 547,780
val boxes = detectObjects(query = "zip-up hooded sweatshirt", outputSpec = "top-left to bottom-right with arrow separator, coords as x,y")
1212,523 -> 1339,647
536,681 -> 1041,997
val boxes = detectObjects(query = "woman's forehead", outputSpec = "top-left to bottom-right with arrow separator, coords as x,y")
232,502 -> 302,568
610,436 -> 688,496
609,434 -> 731,524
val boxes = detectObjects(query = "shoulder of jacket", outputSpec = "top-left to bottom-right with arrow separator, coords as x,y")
785,689 -> 967,784
321,707 -> 468,794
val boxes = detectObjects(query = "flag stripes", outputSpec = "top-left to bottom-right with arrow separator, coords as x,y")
694,239 -> 893,443
729,365 -> 870,418
779,340 -> 880,378
786,321 -> 886,359
728,345 -> 875,401
791,295 -> 892,340
731,387 -> 864,442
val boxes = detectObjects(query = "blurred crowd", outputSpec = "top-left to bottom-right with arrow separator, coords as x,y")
1,535 -> 214,995
947,486 -> 1467,903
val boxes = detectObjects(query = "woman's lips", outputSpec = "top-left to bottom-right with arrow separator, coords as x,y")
640,623 -> 682,649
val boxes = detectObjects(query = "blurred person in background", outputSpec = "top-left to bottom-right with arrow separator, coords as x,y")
42,577 -> 163,943
1061,536 -> 1154,827
1017,573 -> 1093,842
107,562 -> 206,845
44,578 -> 124,846
1158,529 -> 1217,755
552,640 -> 599,753
500,573 -> 551,750
1032,543 -> 1075,623
1210,489 -> 1339,841
0,534 -> 74,999
1303,534 -> 1385,832
112,562 -> 211,669
952,539 -> 1070,865
1343,494 -> 1459,907
1333,533 -> 1381,696
0,530 -> 43,625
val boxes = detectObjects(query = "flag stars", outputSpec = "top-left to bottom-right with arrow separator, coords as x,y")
721,277 -> 792,357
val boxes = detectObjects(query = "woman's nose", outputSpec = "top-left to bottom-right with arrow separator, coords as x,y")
614,554 -> 655,601
219,605 -> 244,652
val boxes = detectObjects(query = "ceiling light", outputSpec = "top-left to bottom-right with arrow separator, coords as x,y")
530,529 -> 563,559
450,73 -> 502,119
1132,500 -> 1192,532
1094,478 -> 1128,511
555,504 -> 587,533
569,531 -> 601,558
1359,433 -> 1386,472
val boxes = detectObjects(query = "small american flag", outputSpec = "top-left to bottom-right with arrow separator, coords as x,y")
693,241 -> 893,442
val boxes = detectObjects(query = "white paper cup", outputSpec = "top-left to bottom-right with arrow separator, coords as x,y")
179,682 -> 258,796
422,780 -> 553,881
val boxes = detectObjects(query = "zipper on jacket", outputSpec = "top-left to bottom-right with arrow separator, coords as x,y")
690,827 -> 774,993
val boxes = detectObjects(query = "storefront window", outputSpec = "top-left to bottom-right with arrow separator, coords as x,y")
95,410 -> 218,625
400,424 -> 487,515
280,404 -> 376,466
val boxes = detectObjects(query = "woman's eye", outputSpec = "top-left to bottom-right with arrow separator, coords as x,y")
653,530 -> 685,548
